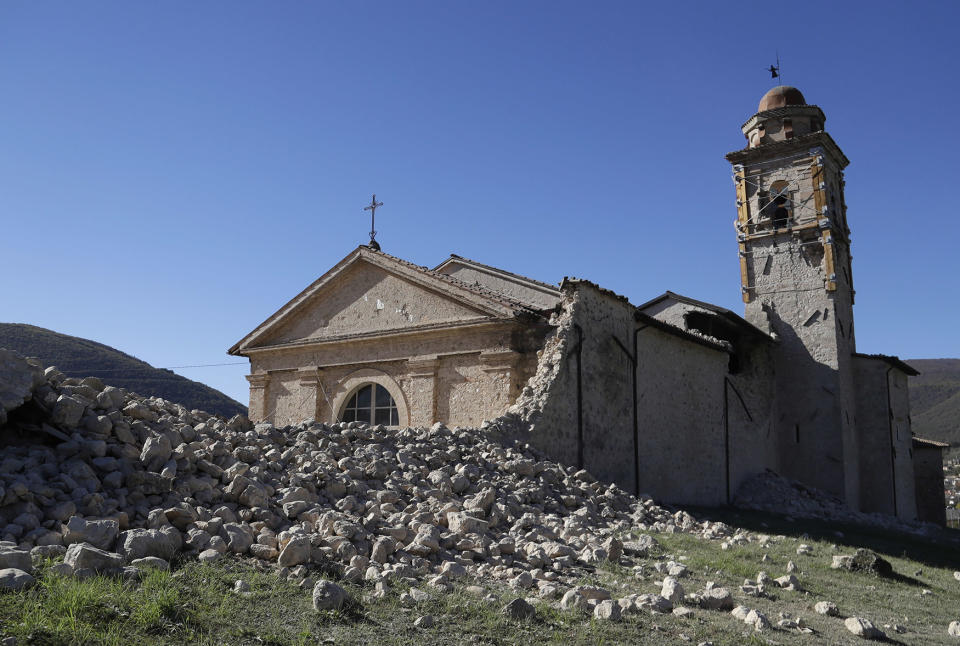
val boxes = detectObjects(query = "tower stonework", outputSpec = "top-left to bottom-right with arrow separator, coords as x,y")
726,86 -> 860,507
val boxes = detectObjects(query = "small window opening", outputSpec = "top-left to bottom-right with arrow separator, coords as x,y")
768,180 -> 793,229
341,384 -> 399,426
783,118 -> 794,139
795,424 -> 800,443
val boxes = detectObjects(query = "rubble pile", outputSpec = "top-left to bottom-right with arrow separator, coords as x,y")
734,470 -> 941,536
0,348 -> 742,595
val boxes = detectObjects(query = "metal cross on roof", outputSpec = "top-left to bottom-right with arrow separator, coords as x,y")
363,193 -> 384,250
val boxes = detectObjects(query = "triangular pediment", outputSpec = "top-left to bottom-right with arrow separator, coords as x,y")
230,247 -> 521,353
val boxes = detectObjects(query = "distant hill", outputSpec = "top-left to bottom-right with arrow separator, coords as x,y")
907,358 -> 960,454
0,323 -> 246,419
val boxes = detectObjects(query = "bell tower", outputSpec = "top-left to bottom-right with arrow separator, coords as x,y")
726,86 -> 860,507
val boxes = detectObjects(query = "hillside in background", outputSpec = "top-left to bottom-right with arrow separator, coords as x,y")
907,358 -> 960,454
0,323 -> 246,419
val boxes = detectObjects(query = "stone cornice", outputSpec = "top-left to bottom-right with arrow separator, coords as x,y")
479,349 -> 521,372
725,131 -> 849,169
246,374 -> 270,388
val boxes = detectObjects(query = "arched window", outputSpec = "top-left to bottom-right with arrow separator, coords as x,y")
340,383 -> 399,426
769,180 -> 792,229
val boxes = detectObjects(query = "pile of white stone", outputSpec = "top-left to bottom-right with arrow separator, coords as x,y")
0,348 -> 741,598
734,470 -> 943,536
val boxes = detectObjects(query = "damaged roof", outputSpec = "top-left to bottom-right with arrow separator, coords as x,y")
434,254 -> 560,293
637,290 -> 774,343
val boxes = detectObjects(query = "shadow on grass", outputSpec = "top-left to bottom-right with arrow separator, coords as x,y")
680,505 -> 960,571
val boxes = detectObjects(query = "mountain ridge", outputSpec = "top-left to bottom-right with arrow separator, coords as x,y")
906,358 -> 960,454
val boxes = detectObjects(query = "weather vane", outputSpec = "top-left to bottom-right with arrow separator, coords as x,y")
768,53 -> 781,82
363,194 -> 384,251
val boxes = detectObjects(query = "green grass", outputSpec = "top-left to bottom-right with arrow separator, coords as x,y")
2,517 -> 959,645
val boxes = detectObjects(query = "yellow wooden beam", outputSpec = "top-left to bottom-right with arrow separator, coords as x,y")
811,159 -> 836,291
734,171 -> 752,302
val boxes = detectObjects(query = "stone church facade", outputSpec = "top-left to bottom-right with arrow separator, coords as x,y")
230,86 -> 946,524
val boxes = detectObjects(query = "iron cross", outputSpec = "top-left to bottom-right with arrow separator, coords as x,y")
363,194 -> 384,248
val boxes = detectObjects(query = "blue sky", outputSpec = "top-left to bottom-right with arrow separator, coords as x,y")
3,1 -> 958,405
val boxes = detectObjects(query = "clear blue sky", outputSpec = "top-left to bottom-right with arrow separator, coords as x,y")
3,1 -> 958,405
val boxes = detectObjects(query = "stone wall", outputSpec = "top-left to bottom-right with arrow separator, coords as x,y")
639,298 -> 778,501
853,357 -> 917,520
248,322 -> 544,428
635,324 -> 728,506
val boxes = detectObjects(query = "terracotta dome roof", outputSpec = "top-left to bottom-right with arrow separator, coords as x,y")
758,86 -> 806,112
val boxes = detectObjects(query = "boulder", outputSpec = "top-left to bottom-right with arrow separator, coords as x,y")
560,589 -> 588,612
140,435 -> 172,468
277,536 -> 311,567
501,598 -> 535,620
844,617 -> 885,640
594,599 -> 621,621
130,557 -> 170,571
64,543 -> 123,574
62,516 -> 119,551
117,528 -> 181,561
0,567 -> 34,591
699,587 -> 734,610
223,523 -> 253,554
312,579 -> 347,611
661,577 -> 684,605
51,395 -> 86,428
833,549 -> 893,576
0,546 -> 32,573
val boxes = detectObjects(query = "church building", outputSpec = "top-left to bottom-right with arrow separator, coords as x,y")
229,86 -> 946,524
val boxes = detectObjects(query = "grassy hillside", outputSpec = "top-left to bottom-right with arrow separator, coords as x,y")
907,358 -> 960,454
0,323 -> 246,419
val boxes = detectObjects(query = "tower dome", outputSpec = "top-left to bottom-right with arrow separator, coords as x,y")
758,85 -> 806,112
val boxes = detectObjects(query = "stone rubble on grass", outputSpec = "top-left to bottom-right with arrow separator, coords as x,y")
2,346 -> 949,636
948,620 -> 960,637
734,470 -> 947,536
814,600 -> 839,616
844,616 -> 886,640
0,348 -> 767,604
953,571 -> 960,582
831,549 -> 893,576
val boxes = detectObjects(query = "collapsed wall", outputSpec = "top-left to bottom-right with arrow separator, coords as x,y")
498,281 -> 732,506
